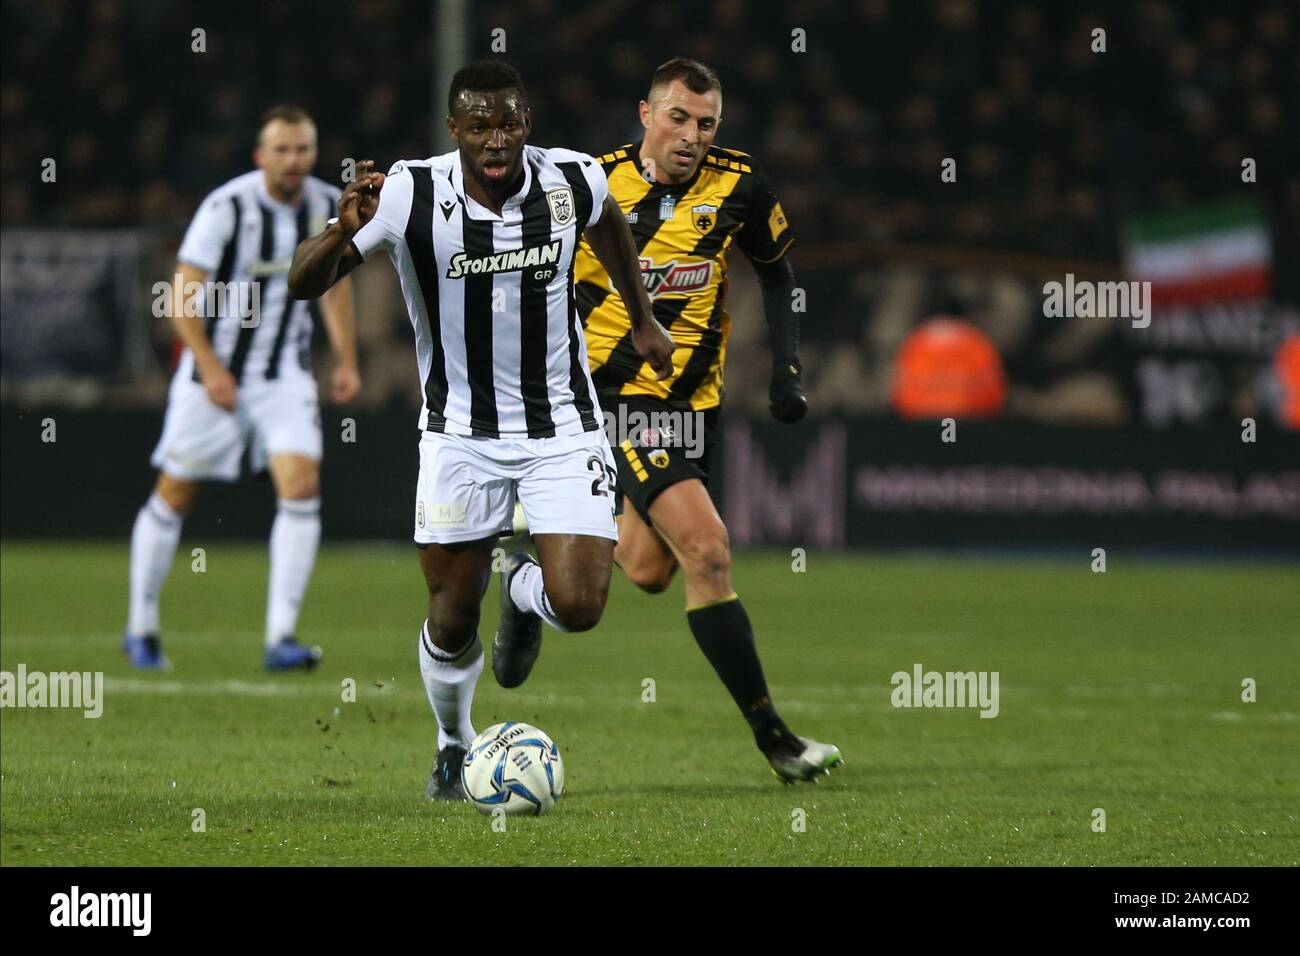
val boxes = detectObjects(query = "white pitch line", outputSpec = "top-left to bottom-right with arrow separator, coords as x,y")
83,679 -> 1300,721
104,677 -> 332,698
101,677 -> 599,710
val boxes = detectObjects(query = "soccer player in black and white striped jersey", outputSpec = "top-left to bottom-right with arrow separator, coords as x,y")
289,62 -> 674,800
123,106 -> 361,673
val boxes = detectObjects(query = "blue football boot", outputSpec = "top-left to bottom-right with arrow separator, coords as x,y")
122,633 -> 170,671
264,637 -> 323,672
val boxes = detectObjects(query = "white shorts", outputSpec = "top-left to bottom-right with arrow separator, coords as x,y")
414,428 -> 619,545
150,370 -> 322,482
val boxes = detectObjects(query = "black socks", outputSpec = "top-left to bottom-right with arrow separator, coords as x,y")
685,596 -> 800,755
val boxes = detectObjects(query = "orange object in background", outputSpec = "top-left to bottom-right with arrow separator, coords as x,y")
1277,334 -> 1300,429
891,316 -> 1007,419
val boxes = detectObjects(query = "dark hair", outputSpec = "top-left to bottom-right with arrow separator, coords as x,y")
648,57 -> 721,98
448,60 -> 527,114
258,104 -> 314,136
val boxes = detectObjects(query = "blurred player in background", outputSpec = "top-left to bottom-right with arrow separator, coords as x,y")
571,58 -> 842,783
123,106 -> 360,671
288,62 -> 673,800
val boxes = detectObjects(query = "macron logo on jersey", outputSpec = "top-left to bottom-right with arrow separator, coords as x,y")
446,240 -> 562,279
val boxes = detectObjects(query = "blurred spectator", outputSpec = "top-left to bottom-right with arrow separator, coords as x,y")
2,0 -> 1294,257
3,0 -> 1296,422
891,316 -> 1007,418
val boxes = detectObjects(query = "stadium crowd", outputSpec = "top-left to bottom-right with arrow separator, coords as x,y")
3,0 -> 1294,258
2,0 -> 1294,421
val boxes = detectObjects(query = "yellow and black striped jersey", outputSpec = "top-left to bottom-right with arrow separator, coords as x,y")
574,142 -> 793,410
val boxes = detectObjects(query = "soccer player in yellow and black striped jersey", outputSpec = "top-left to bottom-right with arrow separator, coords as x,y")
573,58 -> 841,783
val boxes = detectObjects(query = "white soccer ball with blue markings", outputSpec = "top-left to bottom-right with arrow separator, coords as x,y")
462,721 -> 565,816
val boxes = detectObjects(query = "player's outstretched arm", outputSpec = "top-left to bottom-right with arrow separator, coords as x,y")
584,193 -> 675,380
288,160 -> 385,300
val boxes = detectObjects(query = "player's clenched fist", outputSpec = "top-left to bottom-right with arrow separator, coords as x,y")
331,363 -> 362,404
633,321 -> 676,381
336,160 -> 385,236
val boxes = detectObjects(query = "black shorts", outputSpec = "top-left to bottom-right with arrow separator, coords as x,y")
601,395 -> 720,524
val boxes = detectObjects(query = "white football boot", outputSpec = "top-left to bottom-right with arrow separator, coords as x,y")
767,737 -> 844,783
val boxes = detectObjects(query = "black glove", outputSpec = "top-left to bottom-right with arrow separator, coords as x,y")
769,359 -> 807,423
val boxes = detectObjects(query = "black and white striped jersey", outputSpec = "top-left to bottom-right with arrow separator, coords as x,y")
350,145 -> 608,438
177,171 -> 340,383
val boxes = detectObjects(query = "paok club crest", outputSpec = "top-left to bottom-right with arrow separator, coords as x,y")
546,187 -> 575,226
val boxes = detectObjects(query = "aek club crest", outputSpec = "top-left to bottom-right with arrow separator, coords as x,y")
691,203 -> 718,234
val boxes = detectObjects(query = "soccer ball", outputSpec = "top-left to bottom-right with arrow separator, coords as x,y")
462,721 -> 565,816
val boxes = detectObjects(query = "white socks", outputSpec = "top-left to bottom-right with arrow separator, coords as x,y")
509,560 -> 569,632
129,491 -> 321,646
266,497 -> 321,647
418,621 -> 483,750
127,492 -> 184,636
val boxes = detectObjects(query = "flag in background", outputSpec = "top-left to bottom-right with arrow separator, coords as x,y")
1124,202 -> 1272,306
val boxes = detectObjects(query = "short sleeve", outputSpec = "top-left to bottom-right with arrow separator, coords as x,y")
351,161 -> 415,260
549,149 -> 608,227
178,193 -> 237,273
734,165 -> 793,263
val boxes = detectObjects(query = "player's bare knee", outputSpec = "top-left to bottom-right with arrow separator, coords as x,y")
283,478 -> 319,500
426,590 -> 480,647
550,588 -> 607,633
279,468 -> 320,501
680,527 -> 731,585
155,474 -> 197,515
428,605 -> 479,649
615,537 -> 675,593
626,557 -> 675,594
560,603 -> 604,633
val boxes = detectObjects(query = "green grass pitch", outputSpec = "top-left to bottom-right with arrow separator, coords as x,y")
1,542 -> 1296,866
